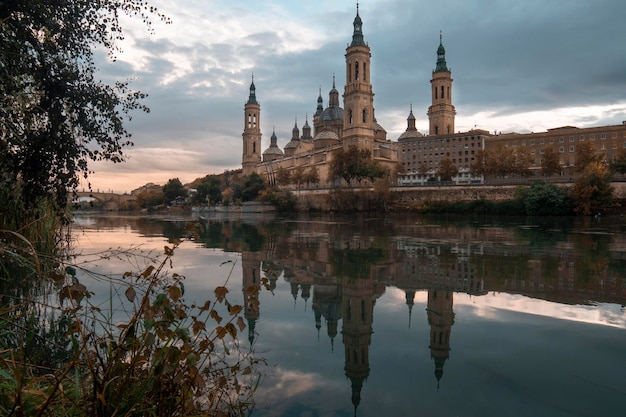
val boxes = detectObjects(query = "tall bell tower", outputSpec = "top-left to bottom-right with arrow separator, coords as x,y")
242,75 -> 262,176
342,3 -> 375,153
428,33 -> 456,136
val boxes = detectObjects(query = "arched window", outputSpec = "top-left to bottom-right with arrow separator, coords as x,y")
253,142 -> 256,153
363,63 -> 367,81
355,62 -> 359,80
348,64 -> 352,82
247,114 -> 252,128
253,114 -> 257,128
441,86 -> 444,100
349,109 -> 353,124
362,109 -> 367,123
447,86 -> 450,99
435,125 -> 439,135
434,86 -> 437,99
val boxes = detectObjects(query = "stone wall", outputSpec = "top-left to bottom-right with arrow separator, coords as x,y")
296,182 -> 626,212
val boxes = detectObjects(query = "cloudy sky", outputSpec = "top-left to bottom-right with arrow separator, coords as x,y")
87,0 -> 626,193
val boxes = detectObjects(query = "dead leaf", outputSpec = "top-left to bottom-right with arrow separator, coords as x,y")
125,286 -> 136,303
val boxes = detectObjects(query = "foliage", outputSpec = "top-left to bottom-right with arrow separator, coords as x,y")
574,142 -> 600,173
162,177 -> 187,204
329,146 -> 386,185
259,187 -> 297,212
240,173 -> 267,202
610,147 -> 626,176
522,183 -> 572,216
275,167 -> 291,186
470,145 -> 533,178
541,147 -> 562,176
0,223 -> 263,416
291,166 -> 305,189
135,188 -> 165,210
571,161 -> 614,215
192,175 -> 223,206
436,158 -> 459,181
420,198 -> 525,215
0,0 -> 169,218
303,167 -> 320,187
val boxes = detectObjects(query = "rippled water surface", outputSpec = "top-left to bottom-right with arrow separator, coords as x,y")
71,213 -> 626,417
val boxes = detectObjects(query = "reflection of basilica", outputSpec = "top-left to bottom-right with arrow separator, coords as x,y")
242,248 -> 462,414
228,211 -> 626,414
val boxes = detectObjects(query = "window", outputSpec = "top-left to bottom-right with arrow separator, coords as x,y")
362,109 -> 367,123
601,133 -> 607,139
579,135 -> 585,141
559,146 -> 564,153
590,134 -> 596,140
559,137 -> 564,143
540,149 -> 545,154
549,138 -> 554,144
569,136 -> 574,142
613,132 -> 618,139
540,139 -> 545,144
569,146 -> 575,152
355,62 -> 359,80
441,86 -> 444,99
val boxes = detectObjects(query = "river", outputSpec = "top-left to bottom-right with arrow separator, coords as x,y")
70,212 -> 626,417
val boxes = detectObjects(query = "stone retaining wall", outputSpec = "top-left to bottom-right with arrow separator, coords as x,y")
295,182 -> 626,211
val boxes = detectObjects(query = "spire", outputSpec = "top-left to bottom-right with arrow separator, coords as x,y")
407,104 -> 417,131
350,2 -> 366,47
270,126 -> 277,144
316,86 -> 324,115
329,74 -> 340,107
434,31 -> 449,73
246,73 -> 258,104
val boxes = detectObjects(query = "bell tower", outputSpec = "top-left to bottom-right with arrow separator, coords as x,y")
428,33 -> 456,136
242,75 -> 262,176
342,3 -> 375,153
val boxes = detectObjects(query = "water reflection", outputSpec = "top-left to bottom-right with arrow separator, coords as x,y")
72,213 -> 626,416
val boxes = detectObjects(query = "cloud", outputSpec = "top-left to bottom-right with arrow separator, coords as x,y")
86,0 -> 626,192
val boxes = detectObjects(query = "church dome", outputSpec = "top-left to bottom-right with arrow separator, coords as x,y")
321,106 -> 344,122
398,129 -> 424,140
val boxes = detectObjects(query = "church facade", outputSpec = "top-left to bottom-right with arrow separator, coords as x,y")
241,7 -> 402,185
241,6 -> 626,186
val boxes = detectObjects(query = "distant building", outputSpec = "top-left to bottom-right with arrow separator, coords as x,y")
241,6 -> 626,186
486,123 -> 626,175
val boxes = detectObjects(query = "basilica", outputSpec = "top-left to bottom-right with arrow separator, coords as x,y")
242,6 -> 626,186
241,5 -> 434,184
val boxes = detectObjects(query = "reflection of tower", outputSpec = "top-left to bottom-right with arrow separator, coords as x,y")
426,289 -> 455,389
242,252 -> 262,345
312,284 -> 342,350
405,289 -> 416,328
342,276 -> 375,415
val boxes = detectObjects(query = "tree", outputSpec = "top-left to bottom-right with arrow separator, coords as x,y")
571,161 -> 613,215
0,1 -> 169,218
275,167 -> 291,186
574,142 -> 600,173
329,146 -> 384,186
162,178 -> 186,203
192,175 -> 222,205
523,183 -> 571,216
303,166 -> 320,187
541,147 -> 561,177
291,166 -> 305,190
511,147 -> 533,177
436,158 -> 459,181
240,173 -> 266,201
470,149 -> 488,178
610,147 -> 626,176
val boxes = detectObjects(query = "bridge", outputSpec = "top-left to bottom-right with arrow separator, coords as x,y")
74,191 -> 136,210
